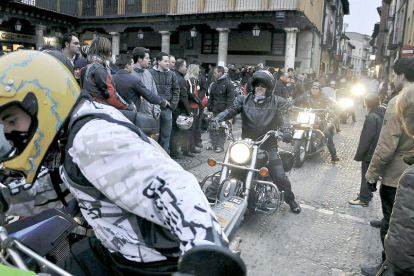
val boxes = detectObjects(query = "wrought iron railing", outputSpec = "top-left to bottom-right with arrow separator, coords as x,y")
13,0 -> 78,16
13,0 -> 299,17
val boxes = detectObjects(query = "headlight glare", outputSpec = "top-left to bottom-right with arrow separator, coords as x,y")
229,142 -> 251,164
339,98 -> 354,108
298,112 -> 310,123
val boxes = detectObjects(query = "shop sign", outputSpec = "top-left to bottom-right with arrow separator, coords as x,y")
0,31 -> 35,44
401,45 -> 414,57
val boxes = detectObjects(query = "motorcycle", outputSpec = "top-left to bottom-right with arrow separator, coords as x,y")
335,88 -> 356,124
291,106 -> 333,168
200,123 -> 292,240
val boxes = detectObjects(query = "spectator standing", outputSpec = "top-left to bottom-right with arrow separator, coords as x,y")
377,76 -> 388,102
150,52 -> 180,153
183,64 -> 202,157
378,83 -> 414,276
113,54 -> 168,112
61,33 -> 80,71
206,66 -> 235,153
131,47 -> 160,118
294,74 -> 306,99
349,94 -> 384,207
191,59 -> 209,148
169,55 -> 176,71
170,59 -> 191,159
228,64 -> 237,81
81,37 -> 131,110
362,58 -> 414,276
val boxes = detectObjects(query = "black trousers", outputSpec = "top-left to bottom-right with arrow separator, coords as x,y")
169,111 -> 181,156
359,161 -> 373,203
379,184 -> 397,262
267,148 -> 295,203
56,237 -> 178,276
324,129 -> 337,157
380,185 -> 397,249
194,106 -> 204,145
181,108 -> 199,153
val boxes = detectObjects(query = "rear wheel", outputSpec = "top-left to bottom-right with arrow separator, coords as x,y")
293,138 -> 307,168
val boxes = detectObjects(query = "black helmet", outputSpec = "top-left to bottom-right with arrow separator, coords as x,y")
251,70 -> 275,96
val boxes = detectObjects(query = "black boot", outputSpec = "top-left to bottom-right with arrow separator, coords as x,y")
361,265 -> 380,276
287,200 -> 301,214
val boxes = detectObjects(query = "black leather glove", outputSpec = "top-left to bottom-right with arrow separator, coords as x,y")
366,181 -> 377,192
282,132 -> 293,143
207,120 -> 219,132
194,97 -> 201,105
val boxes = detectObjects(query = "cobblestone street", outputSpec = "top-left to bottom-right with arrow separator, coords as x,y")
176,105 -> 383,276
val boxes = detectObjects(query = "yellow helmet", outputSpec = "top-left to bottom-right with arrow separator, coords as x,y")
0,50 -> 80,183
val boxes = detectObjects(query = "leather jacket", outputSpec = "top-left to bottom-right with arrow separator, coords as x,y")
150,66 -> 180,110
215,94 -> 290,148
207,77 -> 235,114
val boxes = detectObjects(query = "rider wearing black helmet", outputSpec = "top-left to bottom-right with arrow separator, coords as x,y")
206,70 -> 301,214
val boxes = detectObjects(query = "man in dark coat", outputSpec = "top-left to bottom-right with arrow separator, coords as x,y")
206,66 -> 235,152
170,59 -> 192,159
379,83 -> 414,276
150,52 -> 180,152
349,94 -> 384,207
228,64 -> 237,81
113,54 -> 168,112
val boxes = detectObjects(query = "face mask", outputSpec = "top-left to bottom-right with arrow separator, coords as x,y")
5,130 -> 31,154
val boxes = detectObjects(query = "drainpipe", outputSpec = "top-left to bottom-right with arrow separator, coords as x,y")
319,0 -> 327,74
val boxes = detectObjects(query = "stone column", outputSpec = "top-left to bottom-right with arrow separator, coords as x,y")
110,32 -> 120,62
284,27 -> 299,70
159,31 -> 171,54
35,25 -> 47,50
216,28 -> 230,67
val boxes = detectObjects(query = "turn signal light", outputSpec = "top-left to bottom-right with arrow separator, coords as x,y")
259,167 -> 269,177
207,158 -> 217,167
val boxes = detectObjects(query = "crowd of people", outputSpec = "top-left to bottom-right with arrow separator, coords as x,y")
0,32 -> 413,276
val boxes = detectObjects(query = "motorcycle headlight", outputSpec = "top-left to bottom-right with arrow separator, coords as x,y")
298,112 -> 310,124
351,84 -> 365,96
339,98 -> 354,108
229,142 -> 252,164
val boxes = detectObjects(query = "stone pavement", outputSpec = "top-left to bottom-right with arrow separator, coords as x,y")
175,106 -> 383,276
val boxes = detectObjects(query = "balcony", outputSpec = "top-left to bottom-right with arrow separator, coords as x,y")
80,0 -> 169,18
12,0 -> 300,18
322,30 -> 334,50
13,0 -> 78,16
173,0 -> 298,15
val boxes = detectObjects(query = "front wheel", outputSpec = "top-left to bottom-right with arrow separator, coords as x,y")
293,138 -> 306,168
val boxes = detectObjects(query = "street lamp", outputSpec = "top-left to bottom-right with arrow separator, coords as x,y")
55,28 -> 61,38
15,20 -> 22,31
137,29 -> 144,39
190,26 -> 197,38
252,24 -> 260,37
93,30 -> 99,40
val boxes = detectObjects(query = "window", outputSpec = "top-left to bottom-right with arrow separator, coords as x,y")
359,48 -> 361,54
272,32 -> 285,55
202,33 -> 219,54
21,0 -> 35,5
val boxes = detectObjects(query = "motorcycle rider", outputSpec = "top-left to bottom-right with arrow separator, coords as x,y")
205,70 -> 301,214
291,82 -> 340,162
0,50 -> 241,275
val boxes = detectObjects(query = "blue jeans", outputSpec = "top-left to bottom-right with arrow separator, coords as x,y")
158,108 -> 172,152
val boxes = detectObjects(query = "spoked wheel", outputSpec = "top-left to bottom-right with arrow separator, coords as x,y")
293,138 -> 307,168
